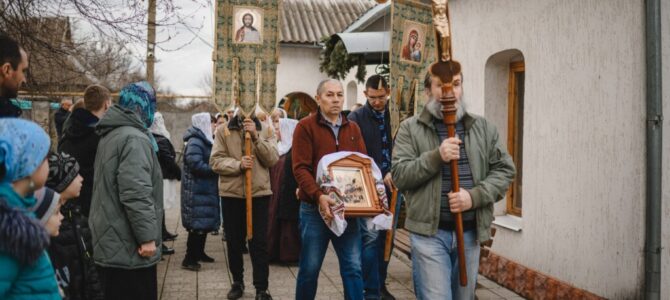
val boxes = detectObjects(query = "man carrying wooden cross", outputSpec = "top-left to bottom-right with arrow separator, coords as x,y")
210,111 -> 278,300
391,63 -> 515,299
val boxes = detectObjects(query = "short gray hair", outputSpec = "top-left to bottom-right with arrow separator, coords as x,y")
316,79 -> 342,96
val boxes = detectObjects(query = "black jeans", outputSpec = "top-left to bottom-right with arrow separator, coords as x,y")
185,231 -> 207,262
99,265 -> 157,300
222,196 -> 270,291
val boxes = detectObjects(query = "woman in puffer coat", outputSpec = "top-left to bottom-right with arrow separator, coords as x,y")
180,112 -> 220,271
0,118 -> 61,300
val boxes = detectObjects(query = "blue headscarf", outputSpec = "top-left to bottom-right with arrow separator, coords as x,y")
0,119 -> 50,183
118,81 -> 159,152
119,81 -> 157,129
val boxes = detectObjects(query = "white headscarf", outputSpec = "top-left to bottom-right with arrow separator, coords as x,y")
149,112 -> 171,139
278,118 -> 298,156
191,112 -> 213,144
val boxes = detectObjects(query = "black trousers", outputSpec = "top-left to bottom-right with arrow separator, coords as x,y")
221,196 -> 269,291
185,231 -> 207,262
99,265 -> 157,300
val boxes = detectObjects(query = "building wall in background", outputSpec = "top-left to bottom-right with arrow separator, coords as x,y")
449,1 -> 652,298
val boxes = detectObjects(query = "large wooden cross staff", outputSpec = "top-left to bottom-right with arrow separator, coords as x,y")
430,0 -> 468,286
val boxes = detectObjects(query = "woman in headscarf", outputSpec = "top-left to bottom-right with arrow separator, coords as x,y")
149,111 -> 180,255
180,112 -> 220,271
267,109 -> 301,263
90,81 -> 164,300
0,118 -> 61,300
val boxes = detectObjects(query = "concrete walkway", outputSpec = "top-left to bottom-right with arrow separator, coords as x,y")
158,207 -> 523,300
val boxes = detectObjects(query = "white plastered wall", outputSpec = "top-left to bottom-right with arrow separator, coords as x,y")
449,1 -> 648,297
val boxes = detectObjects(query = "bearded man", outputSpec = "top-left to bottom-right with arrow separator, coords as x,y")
391,62 -> 516,299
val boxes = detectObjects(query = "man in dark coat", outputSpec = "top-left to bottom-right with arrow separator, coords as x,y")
55,99 -> 73,138
56,85 -> 111,300
347,75 -> 397,300
0,35 -> 28,118
59,84 -> 111,217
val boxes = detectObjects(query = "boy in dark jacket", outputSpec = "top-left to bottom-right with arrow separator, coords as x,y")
46,151 -> 105,300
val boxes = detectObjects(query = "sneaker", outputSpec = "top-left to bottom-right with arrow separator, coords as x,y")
199,253 -> 215,263
181,259 -> 201,271
255,290 -> 272,300
380,286 -> 396,300
211,230 -> 219,236
227,282 -> 244,299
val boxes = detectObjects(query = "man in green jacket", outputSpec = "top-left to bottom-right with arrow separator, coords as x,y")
391,62 -> 515,300
89,82 -> 163,300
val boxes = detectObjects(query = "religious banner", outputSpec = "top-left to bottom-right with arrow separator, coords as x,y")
389,0 -> 435,133
214,0 -> 280,116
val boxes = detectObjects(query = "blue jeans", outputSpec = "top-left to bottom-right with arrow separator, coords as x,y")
295,202 -> 364,300
360,194 -> 403,299
411,229 -> 480,300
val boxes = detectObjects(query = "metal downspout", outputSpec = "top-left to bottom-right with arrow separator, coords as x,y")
644,0 -> 663,299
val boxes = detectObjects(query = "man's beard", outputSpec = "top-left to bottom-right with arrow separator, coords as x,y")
426,94 -> 467,121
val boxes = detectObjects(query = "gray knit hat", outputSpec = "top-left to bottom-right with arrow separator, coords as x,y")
46,152 -> 80,193
31,187 -> 61,225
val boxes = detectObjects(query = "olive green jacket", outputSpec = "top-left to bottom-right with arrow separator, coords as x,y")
391,108 -> 515,242
89,105 -> 164,269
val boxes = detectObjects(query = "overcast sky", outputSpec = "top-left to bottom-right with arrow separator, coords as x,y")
124,0 -> 215,96
155,0 -> 214,95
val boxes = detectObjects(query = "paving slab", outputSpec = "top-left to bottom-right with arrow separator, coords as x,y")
158,206 -> 523,299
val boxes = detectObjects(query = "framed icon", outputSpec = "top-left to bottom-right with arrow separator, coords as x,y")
399,20 -> 428,64
327,154 -> 384,217
232,6 -> 263,44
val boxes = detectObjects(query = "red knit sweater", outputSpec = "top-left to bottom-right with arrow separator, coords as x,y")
292,112 -> 367,204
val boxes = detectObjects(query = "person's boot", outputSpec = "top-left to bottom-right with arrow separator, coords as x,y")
163,232 -> 178,241
181,257 -> 201,271
162,244 -> 175,255
162,215 -> 178,241
227,282 -> 244,299
380,285 -> 396,300
199,253 -> 215,263
255,290 -> 273,300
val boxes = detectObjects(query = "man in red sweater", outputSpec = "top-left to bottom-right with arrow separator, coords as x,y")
292,79 -> 367,300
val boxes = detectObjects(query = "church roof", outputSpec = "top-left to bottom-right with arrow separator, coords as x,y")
279,0 -> 376,44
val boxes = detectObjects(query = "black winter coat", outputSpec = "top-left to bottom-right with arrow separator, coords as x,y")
180,127 -> 220,231
0,97 -> 21,118
58,108 -> 100,217
55,108 -> 70,139
154,133 -> 182,180
48,203 -> 104,300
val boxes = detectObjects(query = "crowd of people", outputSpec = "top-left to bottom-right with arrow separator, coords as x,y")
0,31 -> 515,300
